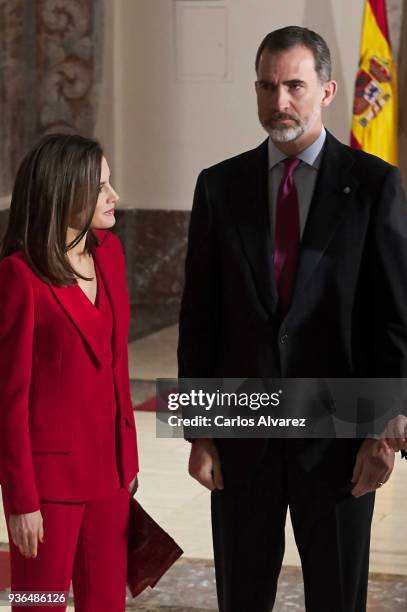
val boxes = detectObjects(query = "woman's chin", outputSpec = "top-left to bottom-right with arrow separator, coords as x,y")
92,215 -> 116,229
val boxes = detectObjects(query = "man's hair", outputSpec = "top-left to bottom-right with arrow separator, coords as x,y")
255,26 -> 332,82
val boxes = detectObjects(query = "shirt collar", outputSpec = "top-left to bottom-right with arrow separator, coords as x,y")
268,126 -> 326,171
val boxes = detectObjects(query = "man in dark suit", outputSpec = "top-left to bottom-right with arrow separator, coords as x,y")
178,26 -> 407,612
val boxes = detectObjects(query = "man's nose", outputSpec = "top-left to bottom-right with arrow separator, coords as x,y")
272,86 -> 290,112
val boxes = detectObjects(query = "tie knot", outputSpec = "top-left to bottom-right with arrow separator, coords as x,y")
283,157 -> 300,177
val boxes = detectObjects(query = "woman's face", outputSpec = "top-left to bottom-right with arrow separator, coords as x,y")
90,156 -> 119,229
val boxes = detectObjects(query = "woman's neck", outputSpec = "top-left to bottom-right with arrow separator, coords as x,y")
66,227 -> 88,260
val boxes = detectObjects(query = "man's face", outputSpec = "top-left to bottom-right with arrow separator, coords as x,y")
255,45 -> 328,143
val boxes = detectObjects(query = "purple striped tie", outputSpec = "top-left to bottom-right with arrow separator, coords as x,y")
274,157 -> 301,313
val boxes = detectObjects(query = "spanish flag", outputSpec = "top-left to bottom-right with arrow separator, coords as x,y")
351,0 -> 398,165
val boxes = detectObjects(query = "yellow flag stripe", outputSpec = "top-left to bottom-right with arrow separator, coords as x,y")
351,0 -> 398,165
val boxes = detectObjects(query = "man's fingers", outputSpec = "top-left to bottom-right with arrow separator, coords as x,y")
351,485 -> 365,498
393,422 -> 405,440
212,461 -> 224,490
195,467 -> 216,491
189,457 -> 215,490
386,438 -> 401,451
388,421 -> 398,440
352,473 -> 375,497
352,467 -> 390,497
352,438 -> 395,497
191,462 -> 223,491
351,465 -> 371,497
189,440 -> 224,491
351,454 -> 363,483
382,416 -> 407,444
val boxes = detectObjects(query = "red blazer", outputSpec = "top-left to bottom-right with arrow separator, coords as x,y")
0,230 -> 139,514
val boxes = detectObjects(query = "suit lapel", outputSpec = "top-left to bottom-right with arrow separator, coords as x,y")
93,235 -> 128,366
290,132 -> 358,309
49,282 -> 105,367
233,139 -> 278,317
49,232 -> 128,368
234,133 -> 359,320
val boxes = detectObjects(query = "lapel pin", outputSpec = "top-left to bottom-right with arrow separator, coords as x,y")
343,186 -> 351,195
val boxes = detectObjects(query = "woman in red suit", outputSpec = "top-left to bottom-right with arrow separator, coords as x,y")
0,134 -> 139,611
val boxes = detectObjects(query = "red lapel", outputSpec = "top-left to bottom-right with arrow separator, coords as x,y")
49,282 -> 105,367
48,231 -> 128,368
93,230 -> 129,367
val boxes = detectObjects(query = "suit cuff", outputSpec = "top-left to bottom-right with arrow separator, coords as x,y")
1,483 -> 41,515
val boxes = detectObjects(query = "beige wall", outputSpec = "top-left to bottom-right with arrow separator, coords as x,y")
0,0 -> 402,212
96,0 -> 402,210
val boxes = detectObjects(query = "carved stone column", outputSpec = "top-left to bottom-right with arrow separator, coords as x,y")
0,0 -> 104,197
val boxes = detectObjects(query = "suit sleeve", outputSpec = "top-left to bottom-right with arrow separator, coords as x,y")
108,232 -> 139,476
371,166 -> 407,454
178,170 -> 221,379
0,258 -> 41,512
372,166 -> 407,373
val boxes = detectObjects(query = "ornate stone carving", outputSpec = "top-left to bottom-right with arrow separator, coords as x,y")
0,0 -> 103,197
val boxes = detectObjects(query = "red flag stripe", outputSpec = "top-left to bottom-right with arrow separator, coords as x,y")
350,133 -> 362,150
368,0 -> 391,46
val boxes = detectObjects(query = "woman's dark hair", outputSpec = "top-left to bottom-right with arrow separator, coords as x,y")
255,26 -> 332,83
0,133 -> 103,286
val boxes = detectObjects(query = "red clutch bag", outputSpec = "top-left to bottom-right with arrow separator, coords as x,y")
127,496 -> 183,598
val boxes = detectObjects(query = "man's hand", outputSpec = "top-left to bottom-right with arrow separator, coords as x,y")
381,415 -> 407,451
351,438 -> 395,498
128,475 -> 139,497
8,510 -> 44,558
188,439 -> 224,491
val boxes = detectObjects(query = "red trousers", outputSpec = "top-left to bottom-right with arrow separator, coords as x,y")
5,488 -> 130,612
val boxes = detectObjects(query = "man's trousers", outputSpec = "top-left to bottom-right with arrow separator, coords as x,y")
211,441 -> 375,612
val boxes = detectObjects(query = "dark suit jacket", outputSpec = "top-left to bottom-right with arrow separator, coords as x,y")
178,131 -> 407,484
0,230 -> 138,514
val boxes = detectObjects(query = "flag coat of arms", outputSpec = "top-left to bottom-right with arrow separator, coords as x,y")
351,0 -> 398,165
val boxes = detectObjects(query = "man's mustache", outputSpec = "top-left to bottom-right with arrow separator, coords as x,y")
270,112 -> 301,124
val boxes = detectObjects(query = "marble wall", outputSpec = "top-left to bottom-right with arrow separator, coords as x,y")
113,209 -> 190,306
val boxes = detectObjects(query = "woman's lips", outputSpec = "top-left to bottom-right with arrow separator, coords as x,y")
104,208 -> 115,215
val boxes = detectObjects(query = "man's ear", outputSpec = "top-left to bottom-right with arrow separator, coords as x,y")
321,80 -> 338,107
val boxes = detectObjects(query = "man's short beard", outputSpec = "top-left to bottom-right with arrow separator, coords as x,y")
267,123 -> 305,142
261,105 -> 320,143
